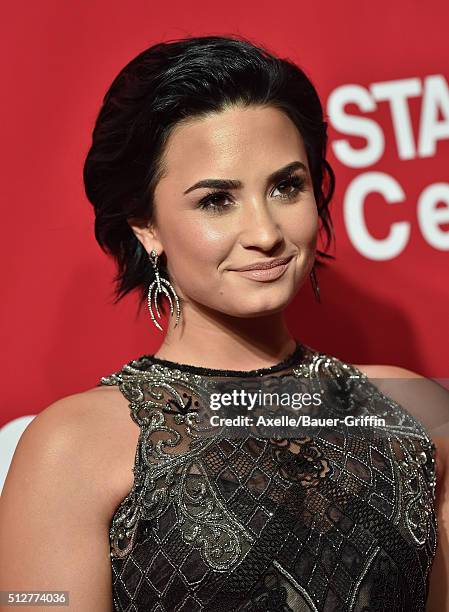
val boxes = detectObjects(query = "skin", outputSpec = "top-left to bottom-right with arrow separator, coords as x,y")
129,104 -> 318,370
1,103 -> 447,610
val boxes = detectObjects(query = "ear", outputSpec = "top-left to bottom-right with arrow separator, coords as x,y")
127,216 -> 164,256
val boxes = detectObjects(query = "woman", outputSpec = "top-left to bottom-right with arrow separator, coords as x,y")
1,35 -> 448,611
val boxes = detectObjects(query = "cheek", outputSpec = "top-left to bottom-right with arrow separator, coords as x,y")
159,214 -> 230,279
282,199 -> 319,247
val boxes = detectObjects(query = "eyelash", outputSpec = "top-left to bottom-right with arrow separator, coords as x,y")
197,174 -> 307,214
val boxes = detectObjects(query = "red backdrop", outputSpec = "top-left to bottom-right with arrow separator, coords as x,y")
1,0 -> 448,431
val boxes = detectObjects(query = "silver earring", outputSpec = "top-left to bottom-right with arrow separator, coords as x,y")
147,250 -> 181,331
310,266 -> 321,303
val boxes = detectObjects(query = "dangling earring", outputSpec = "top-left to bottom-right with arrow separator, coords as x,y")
310,266 -> 321,303
147,249 -> 181,331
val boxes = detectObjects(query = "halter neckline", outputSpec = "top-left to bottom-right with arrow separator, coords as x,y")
141,341 -> 306,378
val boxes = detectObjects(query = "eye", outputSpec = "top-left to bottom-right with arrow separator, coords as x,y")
272,174 -> 307,200
198,191 -> 233,214
196,174 -> 307,214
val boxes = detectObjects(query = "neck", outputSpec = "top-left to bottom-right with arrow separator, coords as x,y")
152,300 -> 298,371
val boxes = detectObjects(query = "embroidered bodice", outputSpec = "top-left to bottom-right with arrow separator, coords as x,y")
99,342 -> 438,611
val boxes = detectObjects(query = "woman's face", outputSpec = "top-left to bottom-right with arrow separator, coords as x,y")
134,104 -> 318,318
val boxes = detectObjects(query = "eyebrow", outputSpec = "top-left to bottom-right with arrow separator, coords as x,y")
182,161 -> 308,195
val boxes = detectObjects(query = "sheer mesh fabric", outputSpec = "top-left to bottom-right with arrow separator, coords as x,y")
99,343 -> 438,611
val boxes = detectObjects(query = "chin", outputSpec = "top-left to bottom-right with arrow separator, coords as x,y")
225,293 -> 294,318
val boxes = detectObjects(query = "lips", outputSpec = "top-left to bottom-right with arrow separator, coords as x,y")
232,255 -> 293,272
231,256 -> 293,282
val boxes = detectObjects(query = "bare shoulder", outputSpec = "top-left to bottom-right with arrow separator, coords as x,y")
0,385 -> 138,607
5,384 -> 140,521
352,363 -> 449,483
351,363 -> 423,378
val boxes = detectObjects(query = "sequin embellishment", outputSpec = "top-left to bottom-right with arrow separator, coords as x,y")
100,344 -> 438,611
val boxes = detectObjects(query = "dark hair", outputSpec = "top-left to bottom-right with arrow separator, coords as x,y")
83,34 -> 336,313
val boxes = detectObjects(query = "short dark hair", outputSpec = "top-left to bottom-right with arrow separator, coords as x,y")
83,34 -> 336,313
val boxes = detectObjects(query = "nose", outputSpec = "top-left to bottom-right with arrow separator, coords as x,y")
238,199 -> 284,252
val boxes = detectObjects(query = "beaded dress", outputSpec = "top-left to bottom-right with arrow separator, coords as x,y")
99,342 -> 438,612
